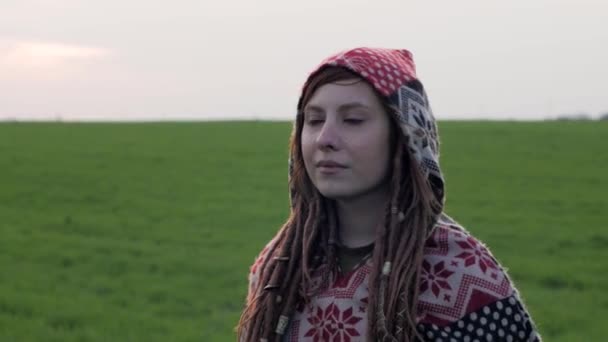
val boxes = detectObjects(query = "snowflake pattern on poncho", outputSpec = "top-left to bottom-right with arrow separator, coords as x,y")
247,215 -> 542,342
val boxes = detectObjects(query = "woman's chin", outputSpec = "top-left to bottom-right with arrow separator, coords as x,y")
317,187 -> 357,201
317,187 -> 344,199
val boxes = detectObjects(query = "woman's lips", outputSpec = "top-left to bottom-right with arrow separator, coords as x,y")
316,161 -> 347,174
318,166 -> 344,174
316,160 -> 346,167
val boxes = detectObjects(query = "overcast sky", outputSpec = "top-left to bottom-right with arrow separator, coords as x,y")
1,0 -> 607,121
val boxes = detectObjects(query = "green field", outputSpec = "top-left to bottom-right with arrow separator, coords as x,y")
0,121 -> 606,341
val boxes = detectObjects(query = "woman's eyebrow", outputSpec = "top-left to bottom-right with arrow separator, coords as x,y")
304,102 -> 371,114
303,105 -> 325,114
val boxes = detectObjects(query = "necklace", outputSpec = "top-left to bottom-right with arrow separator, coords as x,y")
336,241 -> 375,274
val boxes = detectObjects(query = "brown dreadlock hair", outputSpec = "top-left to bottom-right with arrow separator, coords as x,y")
237,66 -> 443,341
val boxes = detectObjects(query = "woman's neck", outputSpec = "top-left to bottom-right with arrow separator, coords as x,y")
334,184 -> 389,248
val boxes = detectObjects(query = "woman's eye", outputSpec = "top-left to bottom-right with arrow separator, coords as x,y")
344,118 -> 364,125
307,119 -> 324,126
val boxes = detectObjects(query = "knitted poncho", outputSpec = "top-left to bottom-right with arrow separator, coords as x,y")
247,47 -> 542,341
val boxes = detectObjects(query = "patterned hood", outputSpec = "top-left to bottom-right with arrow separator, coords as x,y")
291,47 -> 445,208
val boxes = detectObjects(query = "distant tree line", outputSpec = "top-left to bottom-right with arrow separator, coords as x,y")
554,112 -> 608,121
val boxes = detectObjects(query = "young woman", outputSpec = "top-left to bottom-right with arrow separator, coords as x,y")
238,47 -> 542,342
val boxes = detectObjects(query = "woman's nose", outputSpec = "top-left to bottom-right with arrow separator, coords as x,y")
316,120 -> 340,150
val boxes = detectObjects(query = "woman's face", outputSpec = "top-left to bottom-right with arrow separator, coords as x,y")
301,78 -> 393,202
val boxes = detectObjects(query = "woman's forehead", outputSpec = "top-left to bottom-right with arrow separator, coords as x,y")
305,79 -> 382,111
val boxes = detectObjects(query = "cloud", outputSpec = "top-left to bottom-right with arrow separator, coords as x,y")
0,38 -> 112,75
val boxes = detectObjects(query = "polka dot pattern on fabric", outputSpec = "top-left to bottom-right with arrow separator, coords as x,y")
314,47 -> 417,97
416,295 -> 542,341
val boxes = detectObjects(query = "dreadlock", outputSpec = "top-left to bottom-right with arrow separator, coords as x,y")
237,67 -> 443,341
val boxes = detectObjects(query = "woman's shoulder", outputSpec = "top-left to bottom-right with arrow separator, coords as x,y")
421,213 -> 514,316
417,213 -> 541,340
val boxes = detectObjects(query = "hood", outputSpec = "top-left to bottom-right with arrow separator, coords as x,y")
290,47 -> 445,208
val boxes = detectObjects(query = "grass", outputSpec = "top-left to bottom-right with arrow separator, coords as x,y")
0,120 -> 606,341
